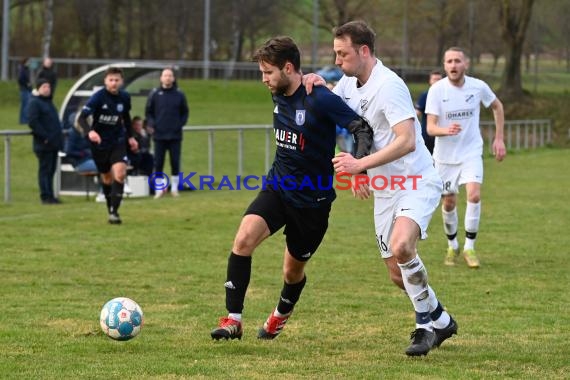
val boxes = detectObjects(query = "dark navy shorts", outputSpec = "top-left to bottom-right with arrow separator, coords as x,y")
245,187 -> 331,262
91,143 -> 128,174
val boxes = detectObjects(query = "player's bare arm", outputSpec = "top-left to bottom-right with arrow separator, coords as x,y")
333,118 -> 416,174
490,98 -> 506,161
427,114 -> 462,136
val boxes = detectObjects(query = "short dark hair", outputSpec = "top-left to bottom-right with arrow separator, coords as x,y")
252,36 -> 301,72
105,67 -> 124,78
333,20 -> 376,55
445,47 -> 469,60
430,70 -> 442,76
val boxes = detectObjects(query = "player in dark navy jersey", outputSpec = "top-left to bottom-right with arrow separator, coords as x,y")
211,36 -> 373,341
267,83 -> 362,208
78,67 -> 138,224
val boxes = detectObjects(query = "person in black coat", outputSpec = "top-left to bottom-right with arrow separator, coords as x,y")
28,79 -> 64,204
145,67 -> 189,197
37,57 -> 58,98
18,57 -> 32,124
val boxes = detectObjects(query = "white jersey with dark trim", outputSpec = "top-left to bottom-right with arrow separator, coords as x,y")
333,59 -> 436,198
425,75 -> 496,164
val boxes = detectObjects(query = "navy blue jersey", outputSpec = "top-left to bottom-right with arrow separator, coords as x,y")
267,84 -> 361,208
79,88 -> 132,150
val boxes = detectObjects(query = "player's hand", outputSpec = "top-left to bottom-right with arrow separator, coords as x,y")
351,177 -> 370,200
128,137 -> 139,153
447,123 -> 462,136
332,152 -> 362,175
492,138 -> 506,162
302,73 -> 326,95
88,130 -> 101,144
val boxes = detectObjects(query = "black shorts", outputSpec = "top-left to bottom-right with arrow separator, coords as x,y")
245,188 -> 331,262
91,144 -> 128,174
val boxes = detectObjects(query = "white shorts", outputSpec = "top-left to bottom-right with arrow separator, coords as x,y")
435,157 -> 483,195
373,174 -> 442,259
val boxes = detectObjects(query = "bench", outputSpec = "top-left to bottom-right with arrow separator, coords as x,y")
55,152 -> 99,200
54,152 -> 149,198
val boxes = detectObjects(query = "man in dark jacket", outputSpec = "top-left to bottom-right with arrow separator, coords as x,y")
145,67 -> 189,198
18,57 -> 32,124
37,57 -> 58,98
28,79 -> 64,204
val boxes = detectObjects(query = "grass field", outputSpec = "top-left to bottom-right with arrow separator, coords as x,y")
1,80 -> 569,379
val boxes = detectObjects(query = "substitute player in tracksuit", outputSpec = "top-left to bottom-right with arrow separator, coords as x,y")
78,67 -> 138,224
210,36 -> 373,341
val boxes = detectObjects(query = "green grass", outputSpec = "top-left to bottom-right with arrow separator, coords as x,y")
1,80 -> 569,379
1,149 -> 569,379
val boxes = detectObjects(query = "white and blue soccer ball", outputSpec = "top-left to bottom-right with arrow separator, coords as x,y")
100,297 -> 144,341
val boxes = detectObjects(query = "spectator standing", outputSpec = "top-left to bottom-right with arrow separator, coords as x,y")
28,79 -> 63,204
145,68 -> 189,198
37,57 -> 58,98
18,58 -> 32,124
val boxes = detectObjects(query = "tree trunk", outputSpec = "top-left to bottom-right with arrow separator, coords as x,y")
499,0 -> 534,99
502,41 -> 524,96
41,0 -> 54,58
124,0 -> 132,58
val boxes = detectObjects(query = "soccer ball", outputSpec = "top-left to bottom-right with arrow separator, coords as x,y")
100,297 -> 144,341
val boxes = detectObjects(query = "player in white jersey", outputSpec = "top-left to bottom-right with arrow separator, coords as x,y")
426,47 -> 506,268
306,20 -> 457,356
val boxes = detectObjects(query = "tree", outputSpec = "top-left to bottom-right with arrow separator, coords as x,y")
41,0 -> 53,58
499,0 -> 534,99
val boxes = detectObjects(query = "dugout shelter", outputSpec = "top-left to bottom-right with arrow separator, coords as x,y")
56,62 -> 170,197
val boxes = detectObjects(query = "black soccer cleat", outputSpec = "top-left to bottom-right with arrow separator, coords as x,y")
433,317 -> 458,348
405,328 -> 436,356
108,213 -> 122,225
211,317 -> 243,340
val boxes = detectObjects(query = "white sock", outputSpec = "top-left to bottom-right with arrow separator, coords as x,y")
442,207 -> 459,249
464,201 -> 481,250
398,255 -> 432,331
228,313 -> 242,322
171,174 -> 180,192
274,309 -> 288,318
428,286 -> 451,329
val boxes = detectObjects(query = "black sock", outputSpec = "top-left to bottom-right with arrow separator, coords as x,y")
466,231 -> 478,240
430,301 -> 444,321
102,183 -> 112,213
446,232 -> 457,240
277,275 -> 307,315
225,252 -> 252,314
110,181 -> 124,214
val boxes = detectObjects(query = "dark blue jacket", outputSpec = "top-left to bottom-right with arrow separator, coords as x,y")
145,85 -> 189,140
28,95 -> 63,153
65,126 -> 92,166
18,65 -> 31,91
